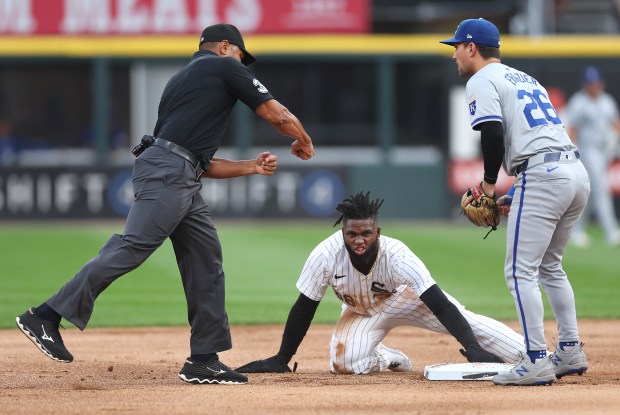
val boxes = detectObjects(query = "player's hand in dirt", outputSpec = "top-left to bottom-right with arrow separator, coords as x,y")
236,355 -> 297,373
460,344 -> 505,363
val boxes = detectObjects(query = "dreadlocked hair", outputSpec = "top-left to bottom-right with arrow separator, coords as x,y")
333,191 -> 384,227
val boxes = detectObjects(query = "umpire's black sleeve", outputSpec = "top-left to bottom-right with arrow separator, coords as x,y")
419,284 -> 479,349
477,120 -> 505,185
277,293 -> 320,362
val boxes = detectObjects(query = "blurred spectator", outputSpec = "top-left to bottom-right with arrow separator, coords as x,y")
80,106 -> 129,150
0,115 -> 51,166
564,66 -> 620,247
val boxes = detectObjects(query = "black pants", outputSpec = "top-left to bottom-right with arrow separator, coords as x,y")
47,145 -> 232,354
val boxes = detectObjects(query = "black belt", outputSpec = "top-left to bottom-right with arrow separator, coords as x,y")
516,150 -> 580,174
152,138 -> 200,169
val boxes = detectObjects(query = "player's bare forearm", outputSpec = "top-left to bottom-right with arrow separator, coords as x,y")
255,99 -> 315,159
202,152 -> 277,178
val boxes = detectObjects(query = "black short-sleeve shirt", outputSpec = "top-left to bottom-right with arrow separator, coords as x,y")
153,50 -> 274,169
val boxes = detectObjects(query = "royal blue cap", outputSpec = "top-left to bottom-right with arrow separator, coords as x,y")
582,66 -> 603,84
440,18 -> 500,48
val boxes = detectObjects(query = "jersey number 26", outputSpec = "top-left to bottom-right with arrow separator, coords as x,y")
518,89 -> 561,128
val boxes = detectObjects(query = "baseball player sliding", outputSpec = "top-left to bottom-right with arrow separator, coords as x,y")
236,192 -> 525,375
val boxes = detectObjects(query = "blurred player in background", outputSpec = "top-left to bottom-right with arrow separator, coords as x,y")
565,66 -> 620,247
235,191 -> 525,375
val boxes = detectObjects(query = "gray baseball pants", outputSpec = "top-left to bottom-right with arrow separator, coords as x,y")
46,145 -> 232,354
505,155 -> 590,352
572,146 -> 619,242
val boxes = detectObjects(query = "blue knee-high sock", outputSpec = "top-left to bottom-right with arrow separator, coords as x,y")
559,341 -> 578,351
526,350 -> 547,363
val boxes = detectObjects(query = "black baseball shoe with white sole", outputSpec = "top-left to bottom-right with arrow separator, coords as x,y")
178,357 -> 248,385
16,308 -> 73,363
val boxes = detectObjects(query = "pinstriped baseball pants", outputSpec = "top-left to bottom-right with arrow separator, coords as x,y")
329,286 -> 525,374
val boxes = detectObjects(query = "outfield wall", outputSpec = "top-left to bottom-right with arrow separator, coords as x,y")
0,163 -> 447,220
2,33 -> 620,220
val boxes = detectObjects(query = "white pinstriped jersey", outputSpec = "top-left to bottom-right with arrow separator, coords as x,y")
296,231 -> 436,316
466,62 -> 576,175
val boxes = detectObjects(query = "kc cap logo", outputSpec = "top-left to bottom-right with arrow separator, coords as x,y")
439,18 -> 500,48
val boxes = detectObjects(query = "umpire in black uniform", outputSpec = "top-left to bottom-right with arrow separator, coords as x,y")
16,23 -> 315,385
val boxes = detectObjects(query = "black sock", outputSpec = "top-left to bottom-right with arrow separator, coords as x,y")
33,303 -> 61,325
191,353 -> 217,363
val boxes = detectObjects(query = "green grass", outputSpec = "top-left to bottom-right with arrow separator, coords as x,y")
1,221 -> 618,329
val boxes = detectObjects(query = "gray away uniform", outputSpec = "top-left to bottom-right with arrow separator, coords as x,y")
565,89 -> 620,244
466,62 -> 590,352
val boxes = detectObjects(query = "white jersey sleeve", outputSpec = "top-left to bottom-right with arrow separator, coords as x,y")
388,238 -> 437,295
295,233 -> 340,301
466,75 -> 503,127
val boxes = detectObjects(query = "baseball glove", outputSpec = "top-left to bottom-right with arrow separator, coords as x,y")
235,355 -> 297,373
460,183 -> 500,236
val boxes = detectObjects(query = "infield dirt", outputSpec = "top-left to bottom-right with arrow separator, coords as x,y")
1,320 -> 618,415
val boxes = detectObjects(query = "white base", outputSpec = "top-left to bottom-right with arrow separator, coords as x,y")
424,362 -> 514,381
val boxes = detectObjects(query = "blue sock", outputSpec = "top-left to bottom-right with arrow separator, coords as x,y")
33,303 -> 61,325
191,353 -> 217,363
559,341 -> 578,351
526,350 -> 546,363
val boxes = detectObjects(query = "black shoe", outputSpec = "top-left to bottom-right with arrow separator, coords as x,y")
178,357 -> 248,385
16,308 -> 73,363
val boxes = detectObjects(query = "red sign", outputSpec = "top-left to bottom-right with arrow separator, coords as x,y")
0,0 -> 369,35
448,159 -> 514,196
609,160 -> 620,196
449,158 -> 620,197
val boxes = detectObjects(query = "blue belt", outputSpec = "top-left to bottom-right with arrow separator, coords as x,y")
516,150 -> 580,174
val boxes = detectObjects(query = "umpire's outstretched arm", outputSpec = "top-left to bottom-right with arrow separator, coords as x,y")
255,99 -> 315,160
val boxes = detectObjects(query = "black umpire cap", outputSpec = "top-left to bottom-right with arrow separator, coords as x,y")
199,23 -> 256,66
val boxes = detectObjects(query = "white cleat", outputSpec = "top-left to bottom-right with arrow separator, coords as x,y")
492,354 -> 555,386
551,342 -> 589,379
378,344 -> 413,372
